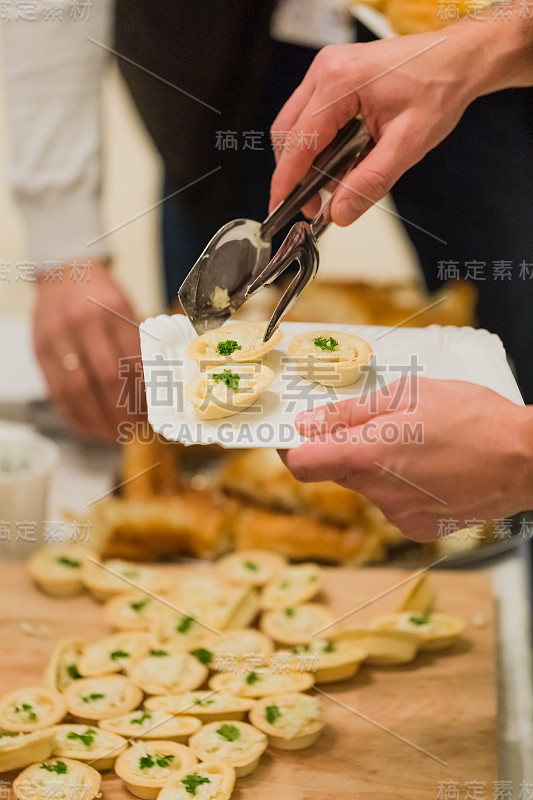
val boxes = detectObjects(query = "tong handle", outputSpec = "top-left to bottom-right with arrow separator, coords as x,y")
260,117 -> 371,241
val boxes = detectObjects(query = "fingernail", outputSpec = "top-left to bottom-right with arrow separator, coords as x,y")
335,199 -> 361,226
296,407 -> 325,426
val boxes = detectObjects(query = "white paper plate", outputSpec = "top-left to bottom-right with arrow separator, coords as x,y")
140,316 -> 523,449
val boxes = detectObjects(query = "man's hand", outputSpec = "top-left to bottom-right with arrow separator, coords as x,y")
280,377 -> 533,542
33,259 -> 145,442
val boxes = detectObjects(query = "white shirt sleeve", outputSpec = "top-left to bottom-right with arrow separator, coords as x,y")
2,1 -> 114,264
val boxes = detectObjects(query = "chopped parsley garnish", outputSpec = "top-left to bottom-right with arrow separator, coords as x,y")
216,339 -> 242,356
40,762 -> 67,775
66,728 -> 96,747
243,560 -> 259,571
245,671 -> 260,685
131,712 -> 152,725
308,574 -> 319,582
265,704 -> 281,725
182,775 -> 211,795
279,581 -> 290,589
176,615 -> 195,634
190,648 -> 213,665
149,649 -> 169,657
130,598 -> 150,612
314,336 -> 339,352
409,613 -> 430,626
0,731 -> 17,739
284,607 -> 295,617
56,556 -> 81,569
122,569 -> 140,580
193,698 -> 215,707
291,643 -> 311,654
110,649 -> 130,661
216,724 -> 240,742
66,664 -> 82,680
14,703 -> 36,721
212,369 -> 240,390
323,642 -> 336,653
81,693 -> 105,704
139,753 -> 174,770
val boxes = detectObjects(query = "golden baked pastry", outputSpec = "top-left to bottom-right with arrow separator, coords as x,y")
154,610 -> 214,654
0,729 -> 55,773
104,590 -> 168,631
28,545 -> 97,597
128,651 -> 208,695
260,603 -> 336,646
144,692 -> 256,724
215,549 -> 286,587
185,364 -> 274,420
63,676 -> 143,722
260,563 -> 323,610
371,611 -> 466,651
13,758 -> 101,800
158,759 -> 236,800
165,576 -> 260,633
187,322 -> 283,367
276,637 -> 367,683
209,668 -> 314,698
333,629 -> 420,665
188,720 -> 267,778
0,686 -> 66,733
78,632 -> 150,677
288,330 -> 373,387
43,638 -> 86,693
249,692 -> 325,750
396,574 -> 436,614
50,724 -> 127,770
203,629 -> 274,671
114,740 -> 198,800
99,709 -> 201,743
81,558 -> 169,602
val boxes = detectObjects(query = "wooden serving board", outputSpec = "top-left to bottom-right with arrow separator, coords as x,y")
0,563 -> 498,798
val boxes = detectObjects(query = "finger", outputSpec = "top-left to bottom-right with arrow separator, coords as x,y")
280,428 -> 369,483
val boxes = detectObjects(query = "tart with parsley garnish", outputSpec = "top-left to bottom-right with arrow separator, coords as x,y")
43,638 -> 86,693
154,607 -> 213,653
50,724 -> 127,770
185,363 -> 274,420
288,330 -> 373,387
260,603 -> 336,647
209,668 -> 314,698
63,675 -> 143,722
260,563 -> 324,610
104,590 -> 167,631
188,720 -> 267,778
128,650 -> 208,695
78,632 -> 150,677
396,574 -> 437,615
276,637 -> 367,683
114,740 -> 197,800
0,729 -> 55,773
203,629 -> 274,671
99,708 -> 201,743
216,549 -> 286,588
158,760 -> 236,800
145,692 -> 256,724
28,545 -> 97,597
13,758 -> 101,800
333,628 -> 421,665
0,686 -> 66,733
370,611 -> 466,651
187,322 -> 283,367
249,692 -> 325,750
81,558 -> 169,603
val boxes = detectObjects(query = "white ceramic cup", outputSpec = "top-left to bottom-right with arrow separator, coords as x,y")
0,429 -> 59,560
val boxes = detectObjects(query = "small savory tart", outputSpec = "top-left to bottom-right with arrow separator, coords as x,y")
333,629 -> 420,665
260,603 -> 336,646
99,709 -> 201,743
104,590 -> 168,631
43,638 -> 86,693
185,364 -> 274,420
158,759 -> 236,800
188,720 -> 267,778
216,550 -> 286,588
114,740 -> 197,800
260,563 -> 323,610
28,545 -> 97,597
0,687 -> 66,733
249,692 -> 325,750
81,558 -> 169,603
288,330 -> 373,387
64,676 -> 143,722
154,611 -> 214,654
145,692 -> 256,724
78,632 -> 150,677
50,724 -> 127,770
203,629 -> 274,672
396,574 -> 437,614
187,322 -> 283,367
209,669 -> 314,699
128,651 -> 208,695
0,729 -> 55,773
370,611 -> 466,651
276,637 -> 367,684
13,758 -> 101,800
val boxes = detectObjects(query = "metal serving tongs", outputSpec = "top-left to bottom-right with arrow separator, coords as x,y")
178,117 -> 373,337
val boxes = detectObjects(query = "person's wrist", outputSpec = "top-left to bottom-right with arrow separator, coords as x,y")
511,404 -> 533,512
35,256 -> 111,288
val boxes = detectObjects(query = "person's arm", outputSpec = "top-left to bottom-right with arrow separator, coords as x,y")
269,7 -> 533,225
3,3 -> 144,441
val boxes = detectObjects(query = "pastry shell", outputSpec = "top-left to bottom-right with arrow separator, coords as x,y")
99,709 -> 201,743
43,638 -> 86,693
187,322 -> 283,367
209,669 -> 314,698
276,638 -> 367,684
78,632 -> 150,677
370,612 -> 466,651
63,675 -> 143,722
104,590 -> 168,631
158,759 -> 236,800
288,330 -> 373,387
333,629 -> 420,665
260,563 -> 323,610
216,549 -> 287,587
28,546 -> 97,597
13,757 -> 101,800
185,364 -> 274,420
396,574 -> 437,614
145,692 -> 256,724
249,692 -> 325,750
81,558 -> 169,603
128,651 -> 208,695
259,603 -> 336,646
0,686 -> 66,733
188,720 -> 267,778
114,740 -> 198,800
50,723 -> 127,770
0,729 -> 55,773
204,629 -> 274,671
